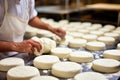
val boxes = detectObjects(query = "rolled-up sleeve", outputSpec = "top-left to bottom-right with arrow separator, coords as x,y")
29,0 -> 38,20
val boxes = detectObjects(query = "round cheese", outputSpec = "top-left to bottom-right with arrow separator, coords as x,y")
98,28 -> 111,32
103,50 -> 120,60
92,59 -> 120,73
82,34 -> 97,42
69,51 -> 93,63
97,36 -> 115,45
104,25 -> 115,30
51,62 -> 82,78
7,66 -> 40,80
0,57 -> 24,71
117,43 -> 120,49
85,41 -> 105,51
30,76 -> 59,80
51,47 -> 72,59
33,55 -> 60,69
90,31 -> 104,36
81,22 -> 92,28
91,24 -> 102,29
68,39 -> 87,48
74,72 -> 108,80
78,29 -> 89,34
68,32 -> 84,38
104,33 -> 119,40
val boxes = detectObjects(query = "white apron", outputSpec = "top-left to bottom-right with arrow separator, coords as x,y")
0,0 -> 29,56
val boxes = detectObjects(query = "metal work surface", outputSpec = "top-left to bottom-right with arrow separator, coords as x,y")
0,42 -> 120,80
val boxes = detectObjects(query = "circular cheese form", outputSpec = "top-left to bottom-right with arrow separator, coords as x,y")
99,27 -> 113,32
113,30 -> 120,35
103,50 -> 120,60
81,22 -> 92,27
78,29 -> 89,34
69,51 -> 93,63
117,43 -> 120,49
90,31 -> 104,36
92,59 -> 120,73
74,72 -> 108,80
104,25 -> 115,30
91,24 -> 102,29
51,62 -> 82,78
68,39 -> 87,48
97,36 -> 115,45
33,55 -> 60,69
82,34 -> 97,42
25,26 -> 37,37
104,33 -> 119,40
59,20 -> 69,25
85,41 -> 105,51
68,32 -> 84,38
0,57 -> 25,71
7,66 -> 40,80
51,47 -> 72,59
30,76 -> 59,80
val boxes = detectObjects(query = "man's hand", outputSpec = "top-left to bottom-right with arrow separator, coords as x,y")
12,39 -> 42,55
52,27 -> 66,39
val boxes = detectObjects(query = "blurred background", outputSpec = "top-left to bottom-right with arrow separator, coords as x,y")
35,0 -> 120,26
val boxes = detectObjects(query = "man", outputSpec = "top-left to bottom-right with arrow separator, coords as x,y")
0,0 -> 66,55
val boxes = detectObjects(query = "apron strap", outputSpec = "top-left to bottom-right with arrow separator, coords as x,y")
4,0 -> 8,14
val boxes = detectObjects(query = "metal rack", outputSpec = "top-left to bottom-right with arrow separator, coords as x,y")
36,0 -> 81,20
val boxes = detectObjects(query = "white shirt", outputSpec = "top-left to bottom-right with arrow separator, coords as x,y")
0,0 -> 37,25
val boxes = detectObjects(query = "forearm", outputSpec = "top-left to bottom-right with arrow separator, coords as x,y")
0,41 -> 16,52
28,16 -> 54,33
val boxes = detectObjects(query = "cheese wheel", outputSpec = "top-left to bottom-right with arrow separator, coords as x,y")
91,24 -> 102,29
92,59 -> 120,73
113,30 -> 120,35
103,50 -> 120,60
97,36 -> 115,45
81,22 -> 92,28
59,20 -> 69,25
104,25 -> 115,30
0,57 -> 24,71
30,76 -> 59,80
69,51 -> 93,63
82,34 -> 97,42
99,28 -> 111,32
51,47 -> 72,59
25,26 -> 37,38
68,32 -> 84,38
7,66 -> 40,80
104,33 -> 119,40
117,43 -> 120,49
74,72 -> 108,80
78,29 -> 89,34
68,39 -> 87,48
33,55 -> 60,69
90,31 -> 104,36
85,41 -> 105,51
51,62 -> 82,78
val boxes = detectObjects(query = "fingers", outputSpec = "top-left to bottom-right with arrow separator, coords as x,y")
54,28 -> 66,39
27,39 -> 42,52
